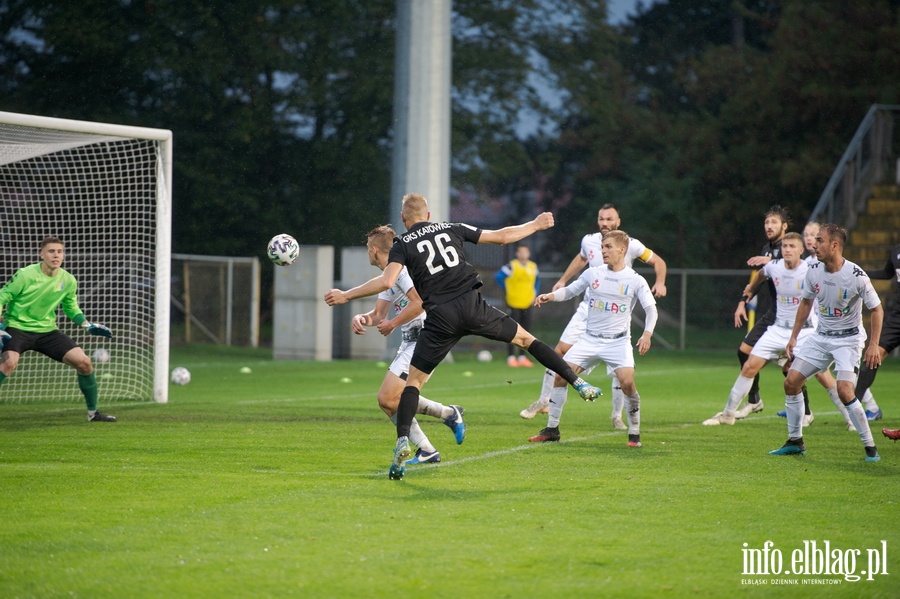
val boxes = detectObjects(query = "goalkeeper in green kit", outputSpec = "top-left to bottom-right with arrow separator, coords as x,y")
0,236 -> 116,421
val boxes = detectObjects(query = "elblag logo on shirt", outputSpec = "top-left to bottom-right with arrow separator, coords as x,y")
588,298 -> 628,313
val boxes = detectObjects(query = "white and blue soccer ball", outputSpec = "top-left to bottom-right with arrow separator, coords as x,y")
170,366 -> 191,385
267,233 -> 299,266
477,350 -> 493,363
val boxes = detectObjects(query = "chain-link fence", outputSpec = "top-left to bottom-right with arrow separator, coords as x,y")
170,254 -> 260,347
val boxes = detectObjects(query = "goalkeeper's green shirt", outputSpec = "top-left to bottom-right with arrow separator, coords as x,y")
0,263 -> 87,333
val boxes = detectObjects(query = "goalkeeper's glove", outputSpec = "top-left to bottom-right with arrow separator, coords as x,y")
0,323 -> 10,346
82,321 -> 113,338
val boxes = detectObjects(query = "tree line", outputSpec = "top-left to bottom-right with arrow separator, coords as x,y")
1,0 -> 898,271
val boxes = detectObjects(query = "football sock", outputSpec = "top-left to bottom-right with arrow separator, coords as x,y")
725,375 -> 754,414
737,348 -> 748,368
391,413 -> 434,452
854,363 -> 878,401
396,386 -> 419,438
77,372 -> 98,411
416,396 -> 447,419
784,393 -> 804,438
626,393 -> 641,435
861,389 -> 880,413
825,387 -> 851,423
409,419 -> 435,453
611,375 -> 624,419
749,372 -> 761,403
547,386 -> 568,428
845,398 -> 874,447
801,385 -> 811,415
0,371 -> 6,386
527,340 -> 578,385
538,369 -> 555,402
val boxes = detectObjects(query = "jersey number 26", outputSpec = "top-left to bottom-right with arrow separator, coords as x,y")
417,233 -> 460,275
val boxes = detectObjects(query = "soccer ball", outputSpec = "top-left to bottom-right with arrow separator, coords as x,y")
170,366 -> 191,385
267,233 -> 299,266
477,350 -> 493,363
92,348 -> 110,364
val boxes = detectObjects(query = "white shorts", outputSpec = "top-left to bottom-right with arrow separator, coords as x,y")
791,332 -> 864,379
751,325 -> 814,362
388,340 -> 416,378
563,334 -> 634,375
559,301 -> 588,346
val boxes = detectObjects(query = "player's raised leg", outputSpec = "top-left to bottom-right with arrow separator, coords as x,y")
511,325 -> 600,400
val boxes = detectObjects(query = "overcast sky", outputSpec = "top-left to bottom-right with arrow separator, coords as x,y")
607,0 -> 657,23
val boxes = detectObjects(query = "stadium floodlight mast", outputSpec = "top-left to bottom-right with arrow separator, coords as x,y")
0,111 -> 172,404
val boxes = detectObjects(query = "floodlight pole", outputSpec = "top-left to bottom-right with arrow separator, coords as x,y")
390,0 -> 452,228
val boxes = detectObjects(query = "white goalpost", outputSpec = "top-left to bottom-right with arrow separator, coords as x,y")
0,111 -> 172,404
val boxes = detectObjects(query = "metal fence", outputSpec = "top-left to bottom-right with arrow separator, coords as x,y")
473,267 -> 767,353
170,254 -> 261,347
809,103 -> 900,227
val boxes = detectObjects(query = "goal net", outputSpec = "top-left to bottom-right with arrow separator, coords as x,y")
0,111 -> 172,404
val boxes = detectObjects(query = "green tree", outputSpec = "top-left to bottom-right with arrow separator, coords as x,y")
1,0 -> 397,257
541,0 -> 900,267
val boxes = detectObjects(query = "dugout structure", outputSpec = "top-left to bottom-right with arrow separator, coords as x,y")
0,111 -> 172,403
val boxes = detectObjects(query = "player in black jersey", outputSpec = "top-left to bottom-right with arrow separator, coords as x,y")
325,193 -> 601,479
857,243 -> 899,430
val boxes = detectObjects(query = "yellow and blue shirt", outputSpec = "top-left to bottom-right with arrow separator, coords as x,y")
496,259 -> 540,309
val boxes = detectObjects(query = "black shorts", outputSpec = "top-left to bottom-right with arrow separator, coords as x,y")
411,291 -> 518,374
3,327 -> 79,363
879,307 -> 900,353
742,308 -> 776,347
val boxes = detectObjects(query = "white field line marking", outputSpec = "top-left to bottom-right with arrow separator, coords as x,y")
361,410 -> 851,478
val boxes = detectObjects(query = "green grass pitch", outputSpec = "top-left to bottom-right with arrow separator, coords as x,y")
1,345 -> 897,598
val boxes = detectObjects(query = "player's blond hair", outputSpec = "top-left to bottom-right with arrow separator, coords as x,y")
782,232 -> 803,245
366,225 -> 396,252
401,193 -> 429,221
603,229 -> 629,248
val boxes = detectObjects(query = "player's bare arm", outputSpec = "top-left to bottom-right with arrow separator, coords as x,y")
746,255 -> 772,267
864,304 -> 884,370
325,262 -> 403,305
352,299 -> 391,335
478,212 -> 554,245
735,272 -> 768,327
553,253 -> 588,291
376,287 -> 424,336
739,268 -> 766,304
645,253 -> 668,298
635,331 -> 653,355
533,292 -> 557,308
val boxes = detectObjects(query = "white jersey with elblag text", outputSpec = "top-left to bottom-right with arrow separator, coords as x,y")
802,259 -> 880,336
761,259 -> 816,329
555,265 -> 657,338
